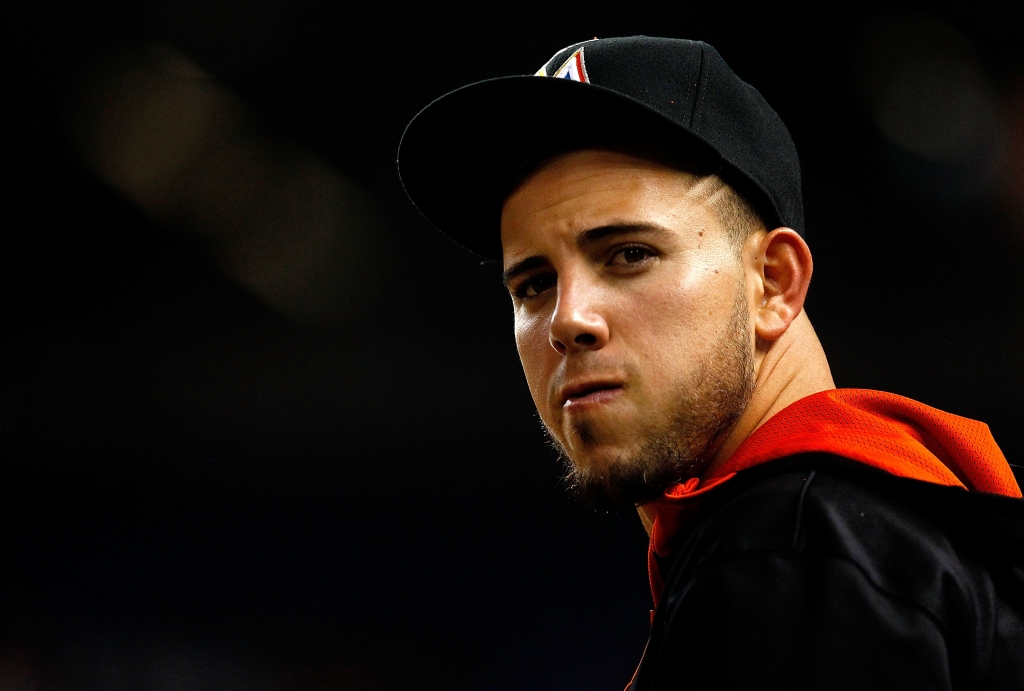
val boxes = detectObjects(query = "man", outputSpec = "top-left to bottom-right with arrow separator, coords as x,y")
398,37 -> 1024,688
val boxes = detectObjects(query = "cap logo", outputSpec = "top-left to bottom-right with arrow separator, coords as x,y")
535,47 -> 589,83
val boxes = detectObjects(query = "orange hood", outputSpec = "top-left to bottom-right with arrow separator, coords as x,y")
647,389 -> 1022,605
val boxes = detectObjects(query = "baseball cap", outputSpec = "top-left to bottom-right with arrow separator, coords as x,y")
398,36 -> 803,259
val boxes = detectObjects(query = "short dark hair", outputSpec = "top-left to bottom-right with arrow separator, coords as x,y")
686,173 -> 766,250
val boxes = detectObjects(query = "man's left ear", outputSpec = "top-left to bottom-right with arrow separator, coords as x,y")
749,228 -> 813,341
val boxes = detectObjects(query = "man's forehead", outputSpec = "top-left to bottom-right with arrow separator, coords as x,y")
500,149 -> 710,259
511,148 -> 698,194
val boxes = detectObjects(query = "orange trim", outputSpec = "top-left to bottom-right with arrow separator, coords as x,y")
714,389 -> 1019,496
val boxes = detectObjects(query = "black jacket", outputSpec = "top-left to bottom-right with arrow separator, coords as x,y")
632,454 -> 1024,690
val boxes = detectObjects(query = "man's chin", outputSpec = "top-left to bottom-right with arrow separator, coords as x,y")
551,413 -> 728,508
561,445 -> 623,477
557,445 -> 681,510
561,457 -> 673,510
559,415 -> 638,457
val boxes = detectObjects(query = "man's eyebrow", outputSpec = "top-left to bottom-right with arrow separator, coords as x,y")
577,223 -> 672,247
502,255 -> 549,288
501,224 -> 671,288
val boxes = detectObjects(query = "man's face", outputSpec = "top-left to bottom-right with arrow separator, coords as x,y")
501,150 -> 756,508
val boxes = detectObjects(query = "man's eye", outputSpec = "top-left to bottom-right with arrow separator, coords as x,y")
517,274 -> 555,298
611,246 -> 656,265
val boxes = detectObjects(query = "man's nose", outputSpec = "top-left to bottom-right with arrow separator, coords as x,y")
548,277 -> 610,355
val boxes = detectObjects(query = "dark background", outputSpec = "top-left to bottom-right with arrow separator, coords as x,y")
5,1 -> 1024,688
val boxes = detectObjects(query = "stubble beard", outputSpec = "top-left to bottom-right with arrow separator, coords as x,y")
546,291 -> 756,510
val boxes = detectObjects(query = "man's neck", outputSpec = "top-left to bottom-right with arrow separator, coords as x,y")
636,310 -> 834,535
704,309 -> 835,476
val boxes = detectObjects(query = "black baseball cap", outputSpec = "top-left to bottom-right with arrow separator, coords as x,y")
398,36 -> 803,259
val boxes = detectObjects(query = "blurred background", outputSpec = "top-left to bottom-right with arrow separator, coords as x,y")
4,0 -> 1024,688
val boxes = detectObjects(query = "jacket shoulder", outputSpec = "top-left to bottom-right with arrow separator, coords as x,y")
668,454 -> 1024,612
638,456 -> 1024,690
666,461 -> 983,619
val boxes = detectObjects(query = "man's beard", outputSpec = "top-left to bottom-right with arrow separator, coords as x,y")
546,291 -> 755,510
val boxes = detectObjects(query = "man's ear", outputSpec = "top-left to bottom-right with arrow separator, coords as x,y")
749,228 -> 812,342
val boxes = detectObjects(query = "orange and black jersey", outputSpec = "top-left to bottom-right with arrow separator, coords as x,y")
632,391 -> 1024,690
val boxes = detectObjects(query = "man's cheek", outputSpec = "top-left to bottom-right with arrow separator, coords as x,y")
515,330 -> 551,409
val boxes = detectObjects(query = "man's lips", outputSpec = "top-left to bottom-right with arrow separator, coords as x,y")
559,381 -> 625,408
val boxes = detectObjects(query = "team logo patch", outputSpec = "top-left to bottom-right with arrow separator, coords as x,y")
535,47 -> 589,83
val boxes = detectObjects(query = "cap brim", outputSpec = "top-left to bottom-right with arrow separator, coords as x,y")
398,76 -> 721,260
